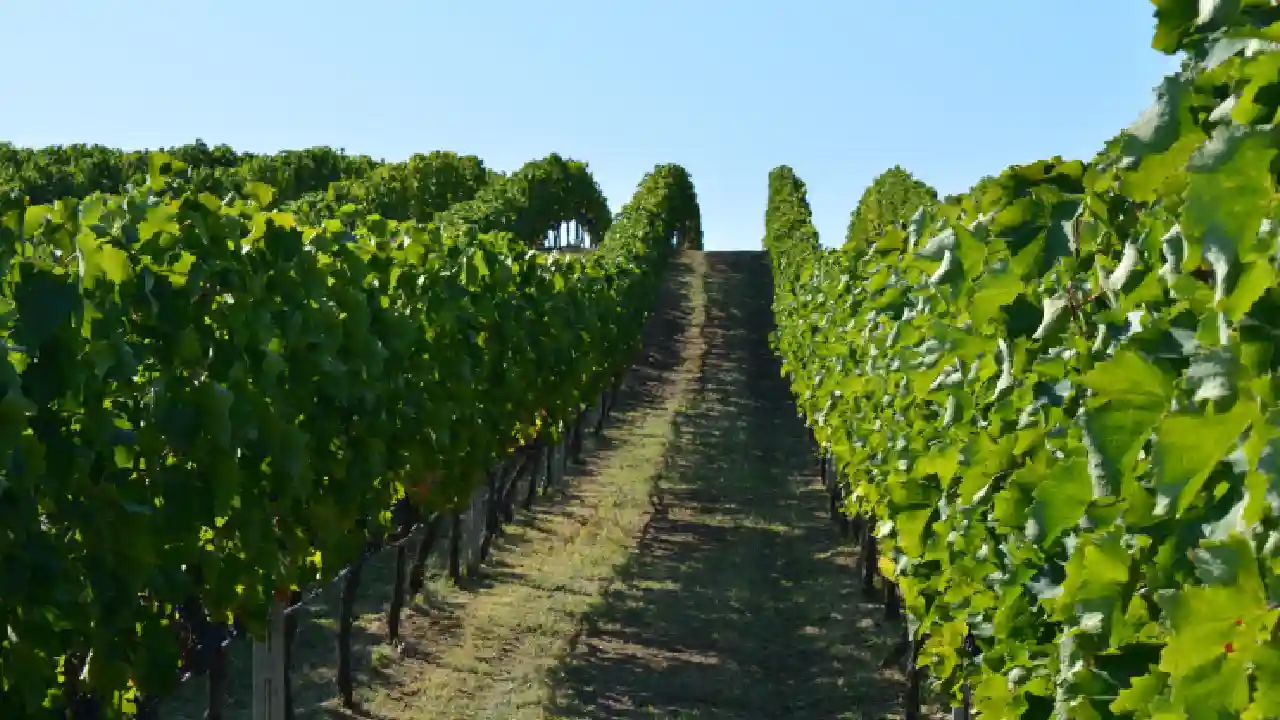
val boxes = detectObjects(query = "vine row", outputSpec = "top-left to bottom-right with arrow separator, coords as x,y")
765,3 -> 1280,717
0,142 -> 701,716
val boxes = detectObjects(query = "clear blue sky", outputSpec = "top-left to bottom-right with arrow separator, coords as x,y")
0,1 -> 1177,250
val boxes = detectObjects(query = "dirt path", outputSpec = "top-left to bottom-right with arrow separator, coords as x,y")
542,252 -> 911,719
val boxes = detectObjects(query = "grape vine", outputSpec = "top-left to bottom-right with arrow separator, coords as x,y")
766,3 -> 1280,717
0,144 -> 700,716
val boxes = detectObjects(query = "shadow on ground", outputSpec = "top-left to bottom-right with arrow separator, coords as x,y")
545,252 -> 908,720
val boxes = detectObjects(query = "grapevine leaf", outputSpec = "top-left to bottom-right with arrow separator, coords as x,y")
1026,456 -> 1091,543
1153,400 -> 1259,515
1221,259 -> 1275,321
969,271 -> 1023,327
1075,350 -> 1171,484
1120,76 -> 1186,160
1183,130 -> 1276,270
1110,669 -> 1167,714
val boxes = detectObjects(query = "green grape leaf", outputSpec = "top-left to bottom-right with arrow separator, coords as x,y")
1153,400 -> 1259,515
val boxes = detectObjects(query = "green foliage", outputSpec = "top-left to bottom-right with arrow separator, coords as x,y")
0,141 -> 497,227
286,150 -> 497,227
0,142 -> 703,253
0,146 -> 700,716
765,3 -> 1280,717
440,153 -> 613,247
844,166 -> 938,251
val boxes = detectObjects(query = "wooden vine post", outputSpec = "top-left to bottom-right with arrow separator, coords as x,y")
250,597 -> 288,720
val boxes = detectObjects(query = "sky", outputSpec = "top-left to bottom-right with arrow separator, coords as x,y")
0,1 -> 1179,251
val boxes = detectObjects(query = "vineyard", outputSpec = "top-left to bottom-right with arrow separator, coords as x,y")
5,2 -> 1280,719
